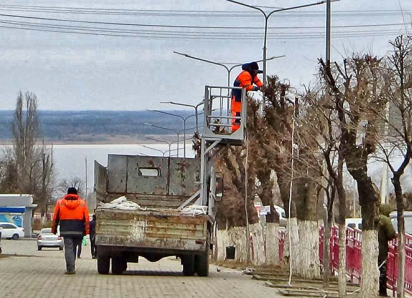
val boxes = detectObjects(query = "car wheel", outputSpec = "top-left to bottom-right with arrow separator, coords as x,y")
38,246 -> 42,251
97,255 -> 110,274
12,234 -> 19,240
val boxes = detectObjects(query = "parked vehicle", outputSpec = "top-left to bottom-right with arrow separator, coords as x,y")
345,218 -> 362,230
390,211 -> 412,235
0,222 -> 24,240
37,228 -> 63,250
94,155 -> 219,276
255,204 -> 287,227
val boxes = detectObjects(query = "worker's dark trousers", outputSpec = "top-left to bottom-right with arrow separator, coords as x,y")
64,236 -> 82,272
379,262 -> 388,296
90,237 -> 96,257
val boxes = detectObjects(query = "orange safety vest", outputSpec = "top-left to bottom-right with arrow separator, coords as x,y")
231,71 -> 263,131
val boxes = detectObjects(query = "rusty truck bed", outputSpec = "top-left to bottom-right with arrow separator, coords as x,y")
96,208 -> 209,252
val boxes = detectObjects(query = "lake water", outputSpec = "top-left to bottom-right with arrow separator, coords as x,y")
1,144 -> 195,195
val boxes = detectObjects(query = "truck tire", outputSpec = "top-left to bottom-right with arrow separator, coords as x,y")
195,250 -> 209,277
112,257 -> 126,275
97,256 -> 110,274
182,255 -> 195,276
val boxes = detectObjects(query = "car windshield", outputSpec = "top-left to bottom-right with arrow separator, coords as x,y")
391,216 -> 412,235
41,228 -> 53,234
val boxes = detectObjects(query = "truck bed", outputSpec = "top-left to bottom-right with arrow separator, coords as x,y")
96,208 -> 209,252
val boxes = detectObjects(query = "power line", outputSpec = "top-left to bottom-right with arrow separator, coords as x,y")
0,4 -> 410,18
0,20 -> 406,40
0,13 -> 410,31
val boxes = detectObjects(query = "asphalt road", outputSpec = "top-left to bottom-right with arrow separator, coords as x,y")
0,238 -> 282,298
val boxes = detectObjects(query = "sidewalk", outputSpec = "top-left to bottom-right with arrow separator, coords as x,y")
0,239 -> 283,298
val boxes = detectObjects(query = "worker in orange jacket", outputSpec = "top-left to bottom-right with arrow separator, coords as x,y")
231,62 -> 263,131
52,187 -> 89,275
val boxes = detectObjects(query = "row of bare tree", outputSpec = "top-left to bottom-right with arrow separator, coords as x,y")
213,35 -> 412,297
0,92 -> 86,216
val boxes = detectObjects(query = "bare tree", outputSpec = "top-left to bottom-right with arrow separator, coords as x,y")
9,91 -> 55,215
303,84 -> 347,294
57,177 -> 86,198
378,35 -> 412,298
320,54 -> 386,297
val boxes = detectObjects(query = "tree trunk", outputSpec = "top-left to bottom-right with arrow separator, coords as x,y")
360,230 -> 379,297
297,220 -> 320,278
394,178 -> 406,298
338,223 -> 347,296
229,226 -> 248,263
265,222 -> 280,266
216,228 -> 230,262
250,223 -> 265,265
284,217 -> 299,271
323,221 -> 331,288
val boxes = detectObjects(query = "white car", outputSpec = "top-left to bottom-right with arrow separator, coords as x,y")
37,228 -> 63,250
0,222 -> 24,240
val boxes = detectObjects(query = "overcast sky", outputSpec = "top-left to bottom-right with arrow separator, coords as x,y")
0,0 -> 411,111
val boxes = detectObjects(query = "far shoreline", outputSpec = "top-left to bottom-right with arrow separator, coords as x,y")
0,134 -> 189,146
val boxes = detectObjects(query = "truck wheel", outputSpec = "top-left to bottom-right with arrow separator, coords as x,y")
112,257 -> 126,275
195,250 -> 209,277
97,256 -> 110,274
182,255 -> 195,276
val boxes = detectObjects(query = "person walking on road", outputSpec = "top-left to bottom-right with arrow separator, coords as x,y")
378,204 -> 396,297
52,187 -> 90,275
90,214 -> 97,259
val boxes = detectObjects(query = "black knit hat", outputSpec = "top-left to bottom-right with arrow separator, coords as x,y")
67,187 -> 78,194
250,62 -> 263,73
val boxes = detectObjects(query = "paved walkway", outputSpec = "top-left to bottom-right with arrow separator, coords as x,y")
0,239 -> 282,298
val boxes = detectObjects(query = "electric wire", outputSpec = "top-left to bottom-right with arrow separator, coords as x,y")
0,4 -> 410,18
0,12 -> 410,31
0,21 -> 407,40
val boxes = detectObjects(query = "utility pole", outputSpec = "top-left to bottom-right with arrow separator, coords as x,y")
326,0 -> 331,66
85,157 -> 88,202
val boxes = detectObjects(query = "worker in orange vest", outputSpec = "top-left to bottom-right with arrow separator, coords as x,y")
52,187 -> 89,275
231,62 -> 263,131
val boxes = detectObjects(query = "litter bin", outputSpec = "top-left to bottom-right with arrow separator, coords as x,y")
226,246 -> 235,260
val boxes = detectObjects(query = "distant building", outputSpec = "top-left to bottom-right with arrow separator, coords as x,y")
0,194 -> 37,237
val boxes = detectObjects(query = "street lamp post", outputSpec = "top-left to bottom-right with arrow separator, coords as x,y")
146,137 -> 193,158
174,51 -> 284,87
141,144 -> 180,157
161,100 -> 204,133
226,0 -> 330,84
141,144 -> 168,157
144,123 -> 180,156
147,109 -> 199,158
146,137 -> 173,157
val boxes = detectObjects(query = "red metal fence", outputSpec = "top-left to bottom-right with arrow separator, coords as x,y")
277,227 -> 412,296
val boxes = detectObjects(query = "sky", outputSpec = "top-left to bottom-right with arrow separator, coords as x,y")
0,0 -> 411,111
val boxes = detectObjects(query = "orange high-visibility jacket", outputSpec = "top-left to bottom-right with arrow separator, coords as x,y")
52,194 -> 90,237
231,69 -> 263,130
233,70 -> 263,101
